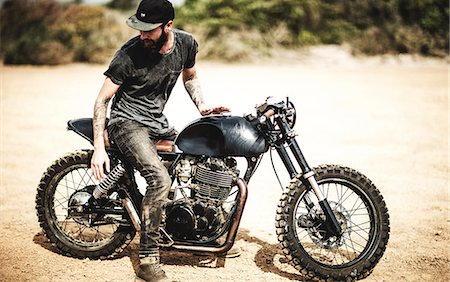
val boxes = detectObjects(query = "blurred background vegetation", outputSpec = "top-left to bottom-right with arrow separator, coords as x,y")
0,0 -> 448,64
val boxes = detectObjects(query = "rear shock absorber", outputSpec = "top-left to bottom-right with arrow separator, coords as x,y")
92,163 -> 126,199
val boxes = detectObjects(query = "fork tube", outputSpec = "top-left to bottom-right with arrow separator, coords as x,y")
275,145 -> 298,178
274,117 -> 312,174
288,139 -> 312,174
267,119 -> 298,178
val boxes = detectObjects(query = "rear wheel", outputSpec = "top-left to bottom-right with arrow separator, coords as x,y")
35,150 -> 135,259
276,165 -> 389,281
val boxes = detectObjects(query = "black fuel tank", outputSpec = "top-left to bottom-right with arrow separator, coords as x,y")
175,115 -> 267,157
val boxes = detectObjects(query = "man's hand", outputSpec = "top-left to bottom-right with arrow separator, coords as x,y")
182,67 -> 230,116
200,106 -> 231,116
91,148 -> 110,181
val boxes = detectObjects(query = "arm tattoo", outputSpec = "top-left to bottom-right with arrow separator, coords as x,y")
184,78 -> 205,110
93,95 -> 110,147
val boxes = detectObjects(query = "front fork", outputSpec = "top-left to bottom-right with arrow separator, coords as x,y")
271,119 -> 342,236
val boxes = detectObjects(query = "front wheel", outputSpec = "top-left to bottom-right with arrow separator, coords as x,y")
276,165 -> 390,281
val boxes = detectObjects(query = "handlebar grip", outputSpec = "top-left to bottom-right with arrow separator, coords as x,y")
258,108 -> 276,124
264,109 -> 276,118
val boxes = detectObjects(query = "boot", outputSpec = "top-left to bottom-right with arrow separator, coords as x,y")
135,256 -> 171,282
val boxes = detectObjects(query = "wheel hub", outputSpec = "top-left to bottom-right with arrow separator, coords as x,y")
67,186 -> 97,226
297,202 -> 350,249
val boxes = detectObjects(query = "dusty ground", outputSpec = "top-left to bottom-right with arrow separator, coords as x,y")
1,47 -> 449,281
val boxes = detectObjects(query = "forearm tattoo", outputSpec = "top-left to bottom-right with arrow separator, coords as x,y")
184,78 -> 205,110
93,95 -> 109,146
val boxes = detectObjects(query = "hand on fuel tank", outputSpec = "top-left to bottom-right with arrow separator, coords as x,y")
200,106 -> 231,116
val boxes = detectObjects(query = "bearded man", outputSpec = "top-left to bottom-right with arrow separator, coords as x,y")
90,0 -> 229,281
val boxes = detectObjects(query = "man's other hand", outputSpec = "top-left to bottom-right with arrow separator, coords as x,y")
200,106 -> 231,116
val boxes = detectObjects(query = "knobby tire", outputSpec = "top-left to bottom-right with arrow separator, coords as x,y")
276,165 -> 390,281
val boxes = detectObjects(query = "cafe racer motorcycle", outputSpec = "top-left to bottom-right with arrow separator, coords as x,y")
36,97 -> 389,281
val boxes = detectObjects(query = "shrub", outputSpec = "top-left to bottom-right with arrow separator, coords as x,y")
176,0 -> 449,60
350,27 -> 393,56
49,4 -> 125,63
0,0 -> 126,65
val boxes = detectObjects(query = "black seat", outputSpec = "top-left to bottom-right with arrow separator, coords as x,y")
67,118 -> 97,145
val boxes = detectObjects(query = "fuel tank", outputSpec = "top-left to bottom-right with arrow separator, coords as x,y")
175,115 -> 267,157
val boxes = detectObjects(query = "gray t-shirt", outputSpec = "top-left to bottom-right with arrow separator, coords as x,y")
105,29 -> 198,138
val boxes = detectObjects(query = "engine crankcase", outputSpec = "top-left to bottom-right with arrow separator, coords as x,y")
165,200 -> 226,241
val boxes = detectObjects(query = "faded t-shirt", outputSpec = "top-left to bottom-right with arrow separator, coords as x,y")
104,29 -> 198,138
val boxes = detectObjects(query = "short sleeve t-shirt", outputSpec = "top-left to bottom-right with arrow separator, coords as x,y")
105,29 -> 198,137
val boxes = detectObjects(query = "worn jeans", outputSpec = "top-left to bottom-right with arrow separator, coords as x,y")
108,119 -> 175,257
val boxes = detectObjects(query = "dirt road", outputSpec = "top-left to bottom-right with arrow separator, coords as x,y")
1,48 -> 448,281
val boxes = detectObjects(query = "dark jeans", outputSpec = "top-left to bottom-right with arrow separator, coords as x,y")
108,119 -> 174,257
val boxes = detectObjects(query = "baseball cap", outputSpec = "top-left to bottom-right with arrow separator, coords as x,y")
126,0 -> 175,32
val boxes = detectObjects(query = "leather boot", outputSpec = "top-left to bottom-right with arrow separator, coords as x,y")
135,256 -> 171,282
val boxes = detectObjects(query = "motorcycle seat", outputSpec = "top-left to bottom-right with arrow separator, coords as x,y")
67,118 -> 174,152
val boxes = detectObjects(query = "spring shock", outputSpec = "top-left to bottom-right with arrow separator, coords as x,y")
92,163 -> 125,199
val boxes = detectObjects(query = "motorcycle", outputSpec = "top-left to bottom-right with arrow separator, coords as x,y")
36,97 -> 389,281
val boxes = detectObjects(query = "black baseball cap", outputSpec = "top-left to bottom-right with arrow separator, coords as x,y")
126,0 -> 175,31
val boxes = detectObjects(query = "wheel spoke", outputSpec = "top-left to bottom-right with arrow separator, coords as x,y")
337,186 -> 353,207
342,232 -> 359,253
64,175 -> 70,199
71,170 -> 76,191
342,235 -> 366,250
342,234 -> 354,260
53,197 -> 68,210
297,229 -> 312,241
62,176 -> 80,191
55,189 -> 69,202
75,168 -> 91,190
346,225 -> 371,239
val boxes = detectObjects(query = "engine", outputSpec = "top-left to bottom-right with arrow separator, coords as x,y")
164,156 -> 239,241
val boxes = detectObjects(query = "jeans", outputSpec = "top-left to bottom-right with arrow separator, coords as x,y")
108,119 -> 175,257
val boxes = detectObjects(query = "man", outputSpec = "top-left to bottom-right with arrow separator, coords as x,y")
90,0 -> 229,281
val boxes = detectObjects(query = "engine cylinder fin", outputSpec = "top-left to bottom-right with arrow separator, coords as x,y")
195,166 -> 233,187
198,183 -> 231,201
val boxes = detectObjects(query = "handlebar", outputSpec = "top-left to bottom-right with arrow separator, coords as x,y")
253,97 -> 296,128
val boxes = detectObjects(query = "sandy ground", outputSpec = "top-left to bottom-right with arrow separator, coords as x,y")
0,47 -> 449,281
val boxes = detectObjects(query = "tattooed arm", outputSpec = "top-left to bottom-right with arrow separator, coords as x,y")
183,66 -> 230,116
91,77 -> 119,180
182,66 -> 208,114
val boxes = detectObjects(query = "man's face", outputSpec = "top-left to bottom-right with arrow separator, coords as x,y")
140,25 -> 168,53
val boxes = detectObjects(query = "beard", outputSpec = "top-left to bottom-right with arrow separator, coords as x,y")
142,28 -> 168,54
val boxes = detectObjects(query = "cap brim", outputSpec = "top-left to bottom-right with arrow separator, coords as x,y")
126,15 -> 162,31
